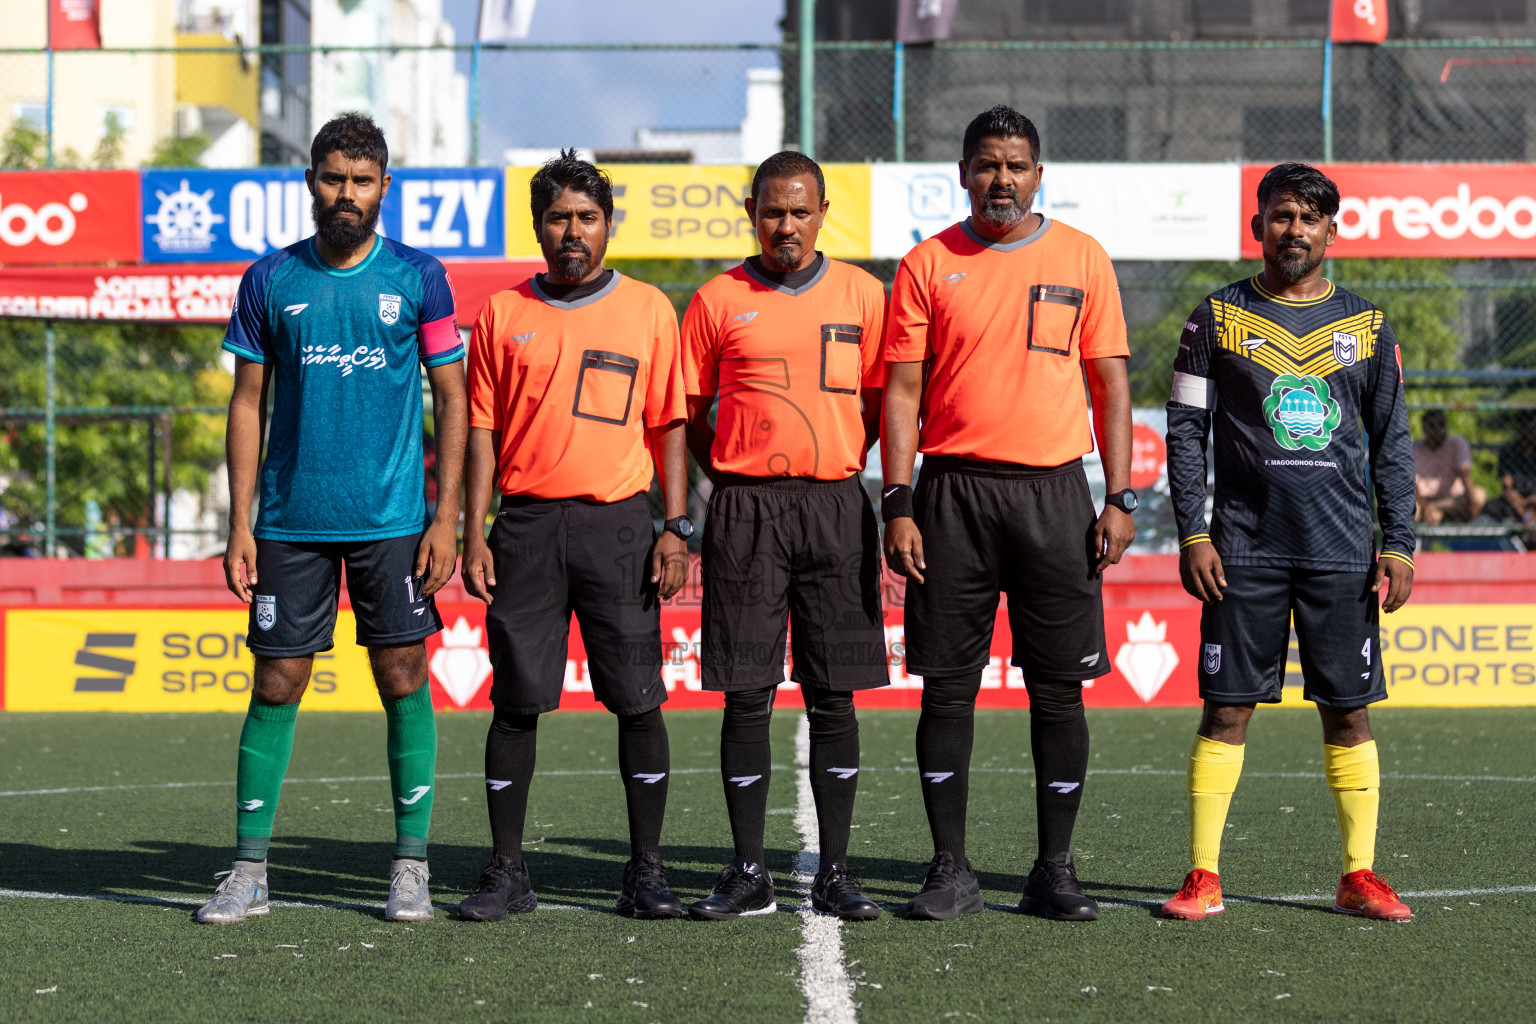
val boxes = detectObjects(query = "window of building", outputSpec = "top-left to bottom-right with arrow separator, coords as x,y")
1397,106 -> 1526,161
1192,0 -> 1254,26
1423,0 -> 1527,21
1037,0 -> 1128,26
13,102 -> 47,129
1242,104 -> 1362,161
1287,0 -> 1329,25
98,105 -> 134,138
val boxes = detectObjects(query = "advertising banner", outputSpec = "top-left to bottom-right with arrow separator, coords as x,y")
503,164 -> 872,260
0,170 -> 140,265
3,610 -> 382,712
1240,163 -> 1536,259
5,603 -> 1534,711
1330,0 -> 1388,44
140,168 -> 506,263
0,259 -> 541,325
869,163 -> 1241,260
49,0 -> 101,50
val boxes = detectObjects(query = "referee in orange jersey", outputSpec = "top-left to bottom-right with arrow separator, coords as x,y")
682,152 -> 888,921
882,106 -> 1136,922
456,151 -> 691,922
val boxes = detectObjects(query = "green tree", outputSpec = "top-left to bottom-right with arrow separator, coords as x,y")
92,110 -> 127,168
2,118 -> 46,169
147,131 -> 211,168
0,322 -> 230,553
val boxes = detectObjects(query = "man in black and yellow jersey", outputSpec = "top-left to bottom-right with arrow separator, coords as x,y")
1161,162 -> 1417,924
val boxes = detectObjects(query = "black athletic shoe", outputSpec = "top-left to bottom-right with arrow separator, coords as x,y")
688,858 -> 777,920
617,851 -> 686,919
811,864 -> 881,921
457,854 -> 536,921
905,852 -> 984,921
1019,853 -> 1099,921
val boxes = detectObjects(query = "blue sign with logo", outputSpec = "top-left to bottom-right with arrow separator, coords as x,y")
140,168 -> 505,263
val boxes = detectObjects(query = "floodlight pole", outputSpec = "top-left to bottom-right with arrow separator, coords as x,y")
1321,38 -> 1334,163
44,321 -> 57,555
469,39 -> 482,165
45,1 -> 54,167
893,41 -> 905,162
799,0 -> 815,158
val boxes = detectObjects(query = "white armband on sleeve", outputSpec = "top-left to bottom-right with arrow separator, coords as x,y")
1170,371 -> 1215,409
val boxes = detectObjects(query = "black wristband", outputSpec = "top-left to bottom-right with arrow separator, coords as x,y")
880,484 -> 914,522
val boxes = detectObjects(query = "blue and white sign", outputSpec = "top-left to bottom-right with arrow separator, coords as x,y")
141,168 -> 505,263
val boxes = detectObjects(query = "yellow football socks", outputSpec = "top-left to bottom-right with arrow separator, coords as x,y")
1187,735 -> 1245,874
1325,740 -> 1380,875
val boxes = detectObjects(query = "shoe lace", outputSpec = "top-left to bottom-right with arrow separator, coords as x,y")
713,865 -> 760,897
630,854 -> 669,890
477,858 -> 523,891
1039,858 -> 1083,894
920,856 -> 962,890
392,862 -> 429,896
210,869 -> 258,901
1351,870 -> 1400,903
1176,870 -> 1220,901
821,867 -> 865,898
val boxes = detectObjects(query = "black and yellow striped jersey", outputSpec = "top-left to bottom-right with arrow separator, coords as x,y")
1165,276 -> 1415,572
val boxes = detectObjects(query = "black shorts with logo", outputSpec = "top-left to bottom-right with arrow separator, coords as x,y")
1199,564 -> 1384,708
701,474 -> 888,692
247,533 -> 443,657
483,492 -> 666,716
903,456 -> 1109,681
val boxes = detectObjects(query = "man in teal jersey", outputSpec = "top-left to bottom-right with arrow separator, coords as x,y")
196,114 -> 468,924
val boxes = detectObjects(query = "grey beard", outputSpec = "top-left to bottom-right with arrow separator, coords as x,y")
556,252 -> 591,279
979,194 -> 1029,230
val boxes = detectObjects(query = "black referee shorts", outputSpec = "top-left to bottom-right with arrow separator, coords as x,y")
483,492 -> 666,716
247,533 -> 442,657
1199,564 -> 1385,708
903,456 -> 1108,681
701,474 -> 888,691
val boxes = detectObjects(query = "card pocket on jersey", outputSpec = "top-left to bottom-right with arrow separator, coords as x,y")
1027,284 -> 1085,356
820,323 -> 863,395
572,350 -> 640,425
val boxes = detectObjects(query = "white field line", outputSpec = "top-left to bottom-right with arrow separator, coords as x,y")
792,714 -> 858,1024
3,765 -> 1530,800
0,888 -> 586,913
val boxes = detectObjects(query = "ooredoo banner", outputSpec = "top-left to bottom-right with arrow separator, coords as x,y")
1240,163 -> 1536,258
0,170 -> 140,265
140,168 -> 507,263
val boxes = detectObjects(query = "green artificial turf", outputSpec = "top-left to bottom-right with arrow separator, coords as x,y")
0,707 -> 1530,1023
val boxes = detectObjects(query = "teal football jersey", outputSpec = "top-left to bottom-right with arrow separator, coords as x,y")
222,236 -> 464,542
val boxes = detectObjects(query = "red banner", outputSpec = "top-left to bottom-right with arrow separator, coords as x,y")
0,258 -> 541,324
422,603 -> 1204,712
1240,163 -> 1536,259
49,0 -> 101,49
0,170 -> 139,265
1330,0 -> 1388,44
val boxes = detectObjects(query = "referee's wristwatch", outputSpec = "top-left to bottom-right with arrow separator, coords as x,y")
663,515 -> 695,540
1105,489 -> 1139,514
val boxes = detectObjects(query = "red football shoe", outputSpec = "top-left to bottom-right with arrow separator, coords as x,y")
1162,869 -> 1224,920
1334,869 -> 1412,921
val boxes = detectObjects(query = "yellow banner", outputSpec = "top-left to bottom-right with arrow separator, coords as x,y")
1277,604 -> 1536,708
3,610 -> 384,712
503,164 -> 872,260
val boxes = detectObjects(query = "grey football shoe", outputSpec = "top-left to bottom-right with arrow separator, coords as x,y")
385,858 -> 434,922
194,860 -> 270,924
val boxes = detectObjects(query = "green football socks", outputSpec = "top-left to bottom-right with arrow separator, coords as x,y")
384,684 -> 438,859
234,696 -> 299,861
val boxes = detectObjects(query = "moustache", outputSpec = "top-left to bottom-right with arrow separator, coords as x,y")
558,240 -> 592,256
323,200 -> 363,218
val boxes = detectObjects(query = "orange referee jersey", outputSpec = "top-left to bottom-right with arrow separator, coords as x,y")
468,273 -> 686,502
884,218 -> 1128,467
683,257 -> 886,479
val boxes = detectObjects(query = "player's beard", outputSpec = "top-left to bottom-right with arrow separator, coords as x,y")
555,239 -> 594,280
1273,240 -> 1323,285
763,237 -> 804,272
978,185 -> 1029,231
313,194 -> 380,251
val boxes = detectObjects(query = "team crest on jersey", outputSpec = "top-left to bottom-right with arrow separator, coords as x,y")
1262,373 -> 1342,452
1333,331 -> 1359,366
378,293 -> 401,326
1203,643 -> 1221,675
255,595 -> 277,631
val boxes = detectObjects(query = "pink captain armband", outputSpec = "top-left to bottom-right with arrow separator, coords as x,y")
420,315 -> 461,360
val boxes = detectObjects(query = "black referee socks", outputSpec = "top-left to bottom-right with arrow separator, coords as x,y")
720,687 -> 777,866
617,708 -> 670,858
804,687 -> 861,871
1025,677 -> 1090,862
916,672 -> 984,859
484,710 -> 539,859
